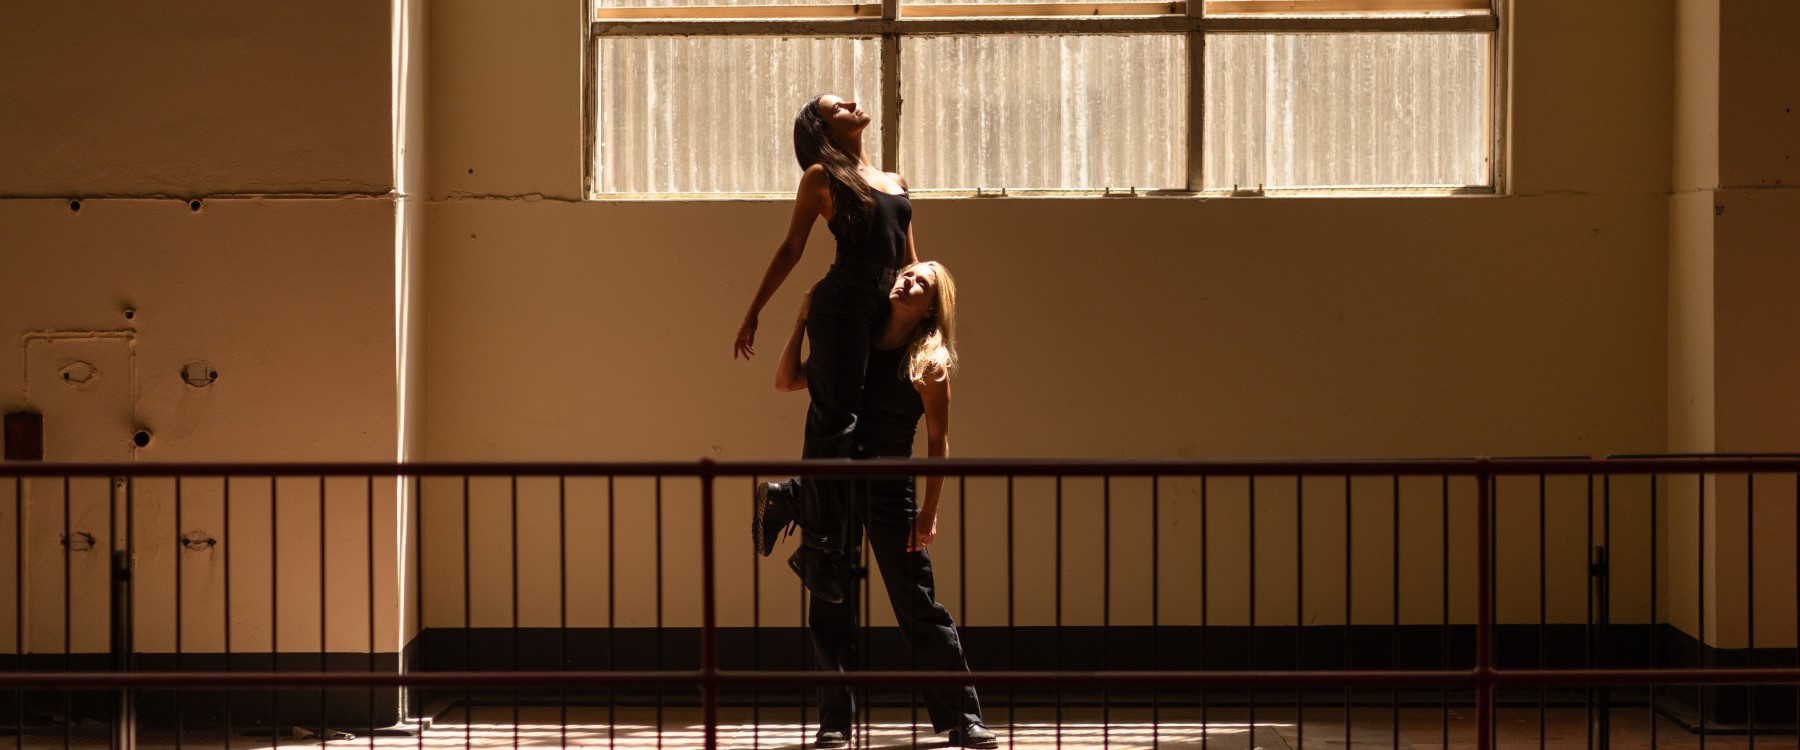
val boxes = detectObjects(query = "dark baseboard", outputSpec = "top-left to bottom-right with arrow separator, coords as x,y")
0,652 -> 404,732
2,623 -> 1787,734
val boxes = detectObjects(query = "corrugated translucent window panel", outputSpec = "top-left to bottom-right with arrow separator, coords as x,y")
901,35 -> 1184,191
598,37 -> 881,194
1203,33 -> 1489,190
1202,0 -> 1491,17
602,0 -> 839,10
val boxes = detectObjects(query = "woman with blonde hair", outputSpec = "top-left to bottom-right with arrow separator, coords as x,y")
754,261 -> 998,750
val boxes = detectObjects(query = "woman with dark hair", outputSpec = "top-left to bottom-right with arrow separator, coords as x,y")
735,94 -> 918,604
755,262 -> 999,750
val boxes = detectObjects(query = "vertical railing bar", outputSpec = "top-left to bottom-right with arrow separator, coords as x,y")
1343,474 -> 1352,750
1746,472 -> 1756,749
461,476 -> 470,750
1151,475 -> 1161,750
12,476 -> 20,750
559,475 -> 568,750
1200,475 -> 1210,744
1698,472 -> 1706,750
700,466 -> 718,750
864,478 -> 878,748
1248,474 -> 1257,738
122,475 -> 135,750
175,477 -> 185,750
655,476 -> 665,750
1539,473 -> 1548,750
1006,475 -> 1014,737
957,474 -> 966,623
1601,473 -> 1612,749
607,476 -> 617,750
1583,474 -> 1593,749
751,479 -> 761,750
1294,475 -> 1304,750
1440,475 -> 1449,750
909,477 -> 919,750
226,478 -> 240,748
366,476 -> 375,750
1648,474 -> 1657,750
797,541 -> 807,750
271,476 -> 280,750
1476,464 -> 1494,750
1391,474 -> 1400,750
61,475 -> 71,750
319,476 -> 328,747
1102,475 -> 1111,750
413,474 -> 425,750
510,475 -> 520,750
1054,476 -> 1063,750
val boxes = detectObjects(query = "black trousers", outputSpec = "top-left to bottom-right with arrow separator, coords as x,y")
798,258 -> 894,554
779,477 -> 984,733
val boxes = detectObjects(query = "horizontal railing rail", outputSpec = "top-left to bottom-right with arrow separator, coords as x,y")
6,455 -> 1800,478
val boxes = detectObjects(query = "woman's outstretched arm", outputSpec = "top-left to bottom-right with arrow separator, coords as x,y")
907,366 -> 951,552
774,285 -> 814,391
736,165 -> 831,359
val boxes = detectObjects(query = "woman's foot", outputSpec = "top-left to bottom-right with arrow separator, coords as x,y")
813,728 -> 849,749
948,723 -> 999,749
752,481 -> 796,557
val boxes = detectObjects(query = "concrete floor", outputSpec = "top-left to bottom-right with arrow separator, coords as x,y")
20,703 -> 1797,750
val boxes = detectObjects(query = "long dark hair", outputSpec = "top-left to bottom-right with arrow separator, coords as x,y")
793,95 -> 874,232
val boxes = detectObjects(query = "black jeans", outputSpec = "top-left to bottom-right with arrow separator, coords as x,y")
799,257 -> 894,553
777,477 -> 984,734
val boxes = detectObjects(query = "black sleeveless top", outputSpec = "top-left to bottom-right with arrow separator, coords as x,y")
829,189 -> 911,270
857,345 -> 924,457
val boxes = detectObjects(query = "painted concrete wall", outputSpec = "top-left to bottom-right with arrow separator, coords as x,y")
0,1 -> 402,655
3,0 -> 1793,655
1662,0 -> 1800,650
418,0 -> 1677,630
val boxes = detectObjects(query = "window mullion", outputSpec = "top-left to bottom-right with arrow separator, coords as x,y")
1186,0 -> 1204,191
881,34 -> 901,172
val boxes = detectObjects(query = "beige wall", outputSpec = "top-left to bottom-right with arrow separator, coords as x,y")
0,1 -> 405,655
417,0 -> 1678,630
4,0 -> 1796,651
1662,0 -> 1800,649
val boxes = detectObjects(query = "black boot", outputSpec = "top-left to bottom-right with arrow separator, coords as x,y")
752,481 -> 797,557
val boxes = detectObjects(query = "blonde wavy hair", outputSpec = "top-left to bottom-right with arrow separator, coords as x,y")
901,261 -> 959,383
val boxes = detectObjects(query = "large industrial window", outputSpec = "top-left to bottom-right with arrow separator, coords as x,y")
588,0 -> 1501,196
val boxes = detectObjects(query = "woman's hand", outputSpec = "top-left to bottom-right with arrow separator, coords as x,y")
734,317 -> 758,359
907,510 -> 938,552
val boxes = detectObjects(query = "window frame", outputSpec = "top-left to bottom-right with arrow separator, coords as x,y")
584,0 -> 1507,198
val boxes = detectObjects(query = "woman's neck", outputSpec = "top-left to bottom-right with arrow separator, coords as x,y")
839,138 -> 869,167
877,304 -> 925,350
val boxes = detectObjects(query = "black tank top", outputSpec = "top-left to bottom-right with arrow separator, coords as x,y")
829,189 -> 911,270
856,346 -> 924,457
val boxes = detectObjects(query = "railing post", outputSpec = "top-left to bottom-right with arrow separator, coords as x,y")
1474,459 -> 1493,750
111,548 -> 135,750
699,459 -> 718,750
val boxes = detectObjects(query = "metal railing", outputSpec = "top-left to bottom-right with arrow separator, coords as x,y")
2,456 -> 1798,750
